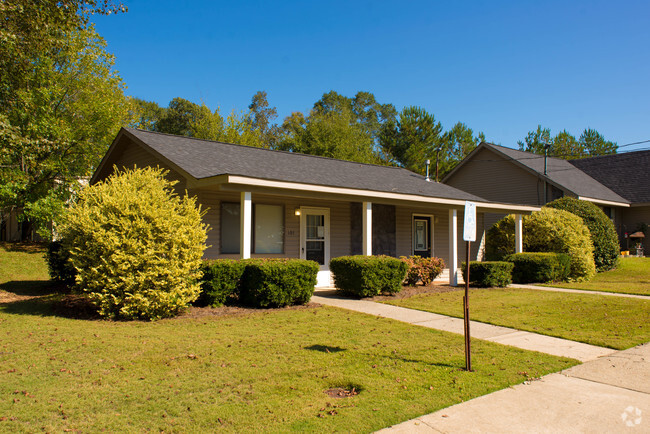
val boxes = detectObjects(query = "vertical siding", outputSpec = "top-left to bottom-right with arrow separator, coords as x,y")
446,147 -> 543,205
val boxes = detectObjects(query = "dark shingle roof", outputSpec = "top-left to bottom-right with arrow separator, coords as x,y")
124,128 -> 486,202
569,150 -> 650,203
484,144 -> 630,204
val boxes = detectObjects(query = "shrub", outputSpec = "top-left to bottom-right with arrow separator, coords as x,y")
461,261 -> 513,287
504,252 -> 571,283
58,167 -> 208,320
486,209 -> 595,281
330,255 -> 408,297
545,197 -> 619,271
46,240 -> 76,285
238,259 -> 319,308
196,260 -> 246,307
400,256 -> 445,286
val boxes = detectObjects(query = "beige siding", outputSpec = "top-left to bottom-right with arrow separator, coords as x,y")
446,147 -> 544,205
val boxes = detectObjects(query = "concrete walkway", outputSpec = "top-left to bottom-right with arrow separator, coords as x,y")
311,289 -> 615,362
379,343 -> 650,433
510,283 -> 649,300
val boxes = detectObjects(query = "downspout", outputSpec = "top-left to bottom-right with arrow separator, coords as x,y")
543,143 -> 550,204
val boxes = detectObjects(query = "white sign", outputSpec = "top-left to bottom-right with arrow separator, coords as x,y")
463,201 -> 476,242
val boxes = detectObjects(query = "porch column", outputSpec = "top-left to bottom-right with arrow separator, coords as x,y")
240,191 -> 252,259
515,214 -> 523,254
449,208 -> 458,286
362,201 -> 372,256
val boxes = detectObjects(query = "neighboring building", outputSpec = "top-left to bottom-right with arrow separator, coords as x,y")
570,150 -> 650,254
92,128 -> 538,286
443,142 -> 648,254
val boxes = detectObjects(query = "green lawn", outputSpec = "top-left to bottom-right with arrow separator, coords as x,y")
0,243 -> 49,283
0,244 -> 578,432
540,257 -> 650,296
385,288 -> 650,350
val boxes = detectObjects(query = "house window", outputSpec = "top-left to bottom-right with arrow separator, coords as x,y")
220,202 -> 240,254
254,204 -> 284,254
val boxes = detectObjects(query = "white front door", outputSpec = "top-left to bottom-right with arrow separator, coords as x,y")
300,207 -> 330,287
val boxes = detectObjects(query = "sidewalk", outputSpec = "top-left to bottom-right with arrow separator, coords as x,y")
379,343 -> 650,433
311,289 -> 614,362
311,289 -> 649,433
510,283 -> 648,300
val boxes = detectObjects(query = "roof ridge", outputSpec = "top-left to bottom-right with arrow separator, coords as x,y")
127,127 -> 410,172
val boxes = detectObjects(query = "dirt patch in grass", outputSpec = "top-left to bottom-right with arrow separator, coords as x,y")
178,302 -> 322,319
325,386 -> 360,398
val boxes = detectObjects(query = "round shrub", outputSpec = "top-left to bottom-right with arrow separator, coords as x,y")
545,197 -> 619,271
486,209 -> 595,281
401,255 -> 445,286
59,167 -> 208,320
330,255 -> 408,297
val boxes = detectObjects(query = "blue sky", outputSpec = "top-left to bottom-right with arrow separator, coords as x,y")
93,0 -> 650,150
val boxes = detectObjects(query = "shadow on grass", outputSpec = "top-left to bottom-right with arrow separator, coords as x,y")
0,242 -> 46,253
0,289 -> 100,320
0,280 -> 61,296
305,344 -> 347,353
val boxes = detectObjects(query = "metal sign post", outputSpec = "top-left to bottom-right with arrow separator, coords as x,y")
463,201 -> 476,372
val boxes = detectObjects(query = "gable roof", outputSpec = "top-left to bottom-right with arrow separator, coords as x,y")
569,150 -> 650,204
443,142 -> 630,206
94,128 -> 494,204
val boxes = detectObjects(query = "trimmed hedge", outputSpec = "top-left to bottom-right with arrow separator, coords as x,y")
196,260 -> 246,307
545,197 -> 619,272
486,208 -> 595,281
461,261 -> 513,287
238,259 -> 319,308
504,252 -> 570,283
401,255 -> 445,286
330,255 -> 408,297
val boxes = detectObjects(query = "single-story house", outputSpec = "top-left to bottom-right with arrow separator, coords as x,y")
443,142 -> 649,254
91,128 -> 538,286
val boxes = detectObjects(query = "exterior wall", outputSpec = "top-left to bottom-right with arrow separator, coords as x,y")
620,205 -> 650,255
445,147 -> 545,205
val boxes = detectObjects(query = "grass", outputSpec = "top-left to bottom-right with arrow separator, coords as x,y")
0,243 -> 49,284
0,243 -> 578,432
540,257 -> 650,296
385,288 -> 650,350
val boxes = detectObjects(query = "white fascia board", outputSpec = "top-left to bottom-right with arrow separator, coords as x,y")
225,175 -> 540,213
577,196 -> 630,207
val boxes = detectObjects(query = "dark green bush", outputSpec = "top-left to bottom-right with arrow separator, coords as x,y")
545,197 -> 619,272
238,259 -> 319,308
46,240 -> 76,285
330,255 -> 408,297
461,261 -> 513,287
504,252 -> 571,283
196,260 -> 246,307
400,256 -> 445,286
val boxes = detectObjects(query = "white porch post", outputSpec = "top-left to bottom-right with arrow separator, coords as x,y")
515,214 -> 523,254
362,201 -> 372,256
240,191 -> 252,259
449,208 -> 458,286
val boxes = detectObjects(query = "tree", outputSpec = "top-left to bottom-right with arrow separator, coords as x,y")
579,128 -> 617,156
0,1 -> 130,239
155,97 -> 203,136
380,106 -> 443,174
248,91 -> 282,148
129,98 -> 166,131
440,122 -> 485,179
518,125 -> 617,159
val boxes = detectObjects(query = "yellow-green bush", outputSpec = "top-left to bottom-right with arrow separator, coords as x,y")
59,167 -> 208,320
487,208 -> 595,281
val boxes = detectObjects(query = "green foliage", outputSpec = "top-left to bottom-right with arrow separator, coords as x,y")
58,167 -> 208,320
545,197 -> 619,271
504,252 -> 570,283
238,259 -> 318,308
46,241 -> 76,285
517,125 -> 617,158
485,215 -> 516,261
461,261 -> 513,287
486,209 -> 596,281
196,260 -> 246,307
0,1 -> 130,239
400,256 -> 445,286
330,255 -> 408,297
